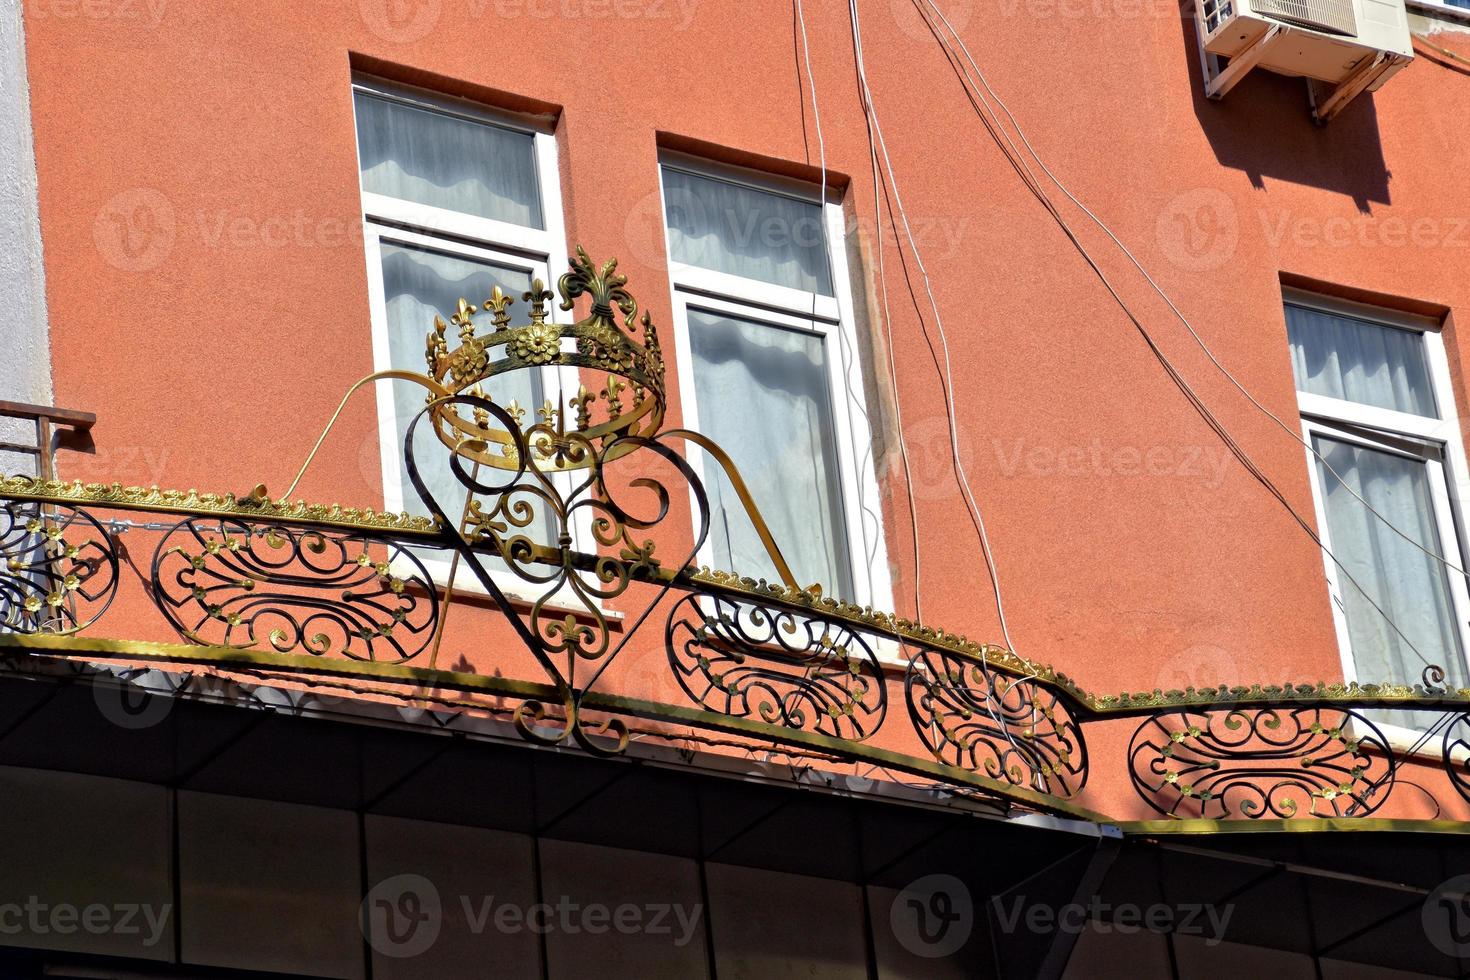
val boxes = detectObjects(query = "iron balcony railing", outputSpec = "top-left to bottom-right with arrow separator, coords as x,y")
5,253 -> 1470,830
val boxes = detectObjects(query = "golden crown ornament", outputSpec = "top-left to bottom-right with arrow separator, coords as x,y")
423,247 -> 666,472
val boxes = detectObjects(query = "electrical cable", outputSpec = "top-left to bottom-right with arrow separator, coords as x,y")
917,0 -> 1470,665
794,0 -> 926,636
848,0 -> 1026,666
922,0 -> 1470,593
794,0 -> 890,607
851,0 -> 1053,795
1414,33 -> 1470,67
908,0 -> 1441,673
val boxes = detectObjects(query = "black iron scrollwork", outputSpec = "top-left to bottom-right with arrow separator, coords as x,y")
0,499 -> 117,634
666,591 -> 887,740
905,649 -> 1088,797
1441,712 -> 1470,806
151,517 -> 439,661
404,393 -> 710,757
1128,707 -> 1394,819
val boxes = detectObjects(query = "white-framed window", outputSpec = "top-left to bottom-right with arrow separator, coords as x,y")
1291,289 -> 1470,734
351,75 -> 586,601
1407,0 -> 1470,22
656,153 -> 893,610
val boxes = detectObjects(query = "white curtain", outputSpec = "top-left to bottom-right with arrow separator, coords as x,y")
688,309 -> 852,598
1314,434 -> 1466,727
379,242 -> 546,539
663,168 -> 832,296
1286,304 -> 1437,417
356,92 -> 543,229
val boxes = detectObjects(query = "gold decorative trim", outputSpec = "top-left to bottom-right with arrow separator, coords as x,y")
423,248 -> 666,472
1118,818 -> 1470,836
0,631 -> 1109,823
1086,679 -> 1470,714
685,569 -> 1470,715
0,475 -> 440,536
7,476 -> 1470,718
688,566 -> 1092,693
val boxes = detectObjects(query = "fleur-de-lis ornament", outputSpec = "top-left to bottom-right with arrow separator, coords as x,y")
571,384 -> 596,430
450,297 -> 477,342
484,286 -> 514,331
427,315 -> 449,373
602,376 -> 625,416
558,246 -> 637,329
525,279 -> 554,326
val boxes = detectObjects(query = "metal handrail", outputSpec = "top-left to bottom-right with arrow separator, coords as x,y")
0,400 -> 96,481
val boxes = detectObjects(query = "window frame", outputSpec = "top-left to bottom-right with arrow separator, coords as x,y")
352,75 -> 593,608
656,152 -> 894,612
1290,289 -> 1470,746
1406,0 -> 1470,23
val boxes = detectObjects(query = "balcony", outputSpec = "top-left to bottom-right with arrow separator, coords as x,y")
2,254 -> 1468,834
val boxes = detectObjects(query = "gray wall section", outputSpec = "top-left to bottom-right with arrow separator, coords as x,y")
0,0 -> 51,476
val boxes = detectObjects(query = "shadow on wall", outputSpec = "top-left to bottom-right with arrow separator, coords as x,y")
1177,15 -> 1391,212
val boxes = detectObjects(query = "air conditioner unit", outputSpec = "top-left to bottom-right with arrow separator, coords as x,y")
1195,0 -> 1413,118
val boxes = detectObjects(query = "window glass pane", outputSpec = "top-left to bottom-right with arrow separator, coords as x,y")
379,241 -> 548,541
1286,304 -> 1437,417
356,91 -> 543,229
663,167 -> 832,295
688,308 -> 851,598
1313,434 -> 1466,727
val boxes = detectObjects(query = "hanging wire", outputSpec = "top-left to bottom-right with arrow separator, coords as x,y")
848,0 -> 1026,666
793,0 -> 890,606
905,0 -> 1441,674
920,0 -> 1470,594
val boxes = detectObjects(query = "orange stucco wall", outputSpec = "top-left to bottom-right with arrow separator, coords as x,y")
19,0 -> 1470,817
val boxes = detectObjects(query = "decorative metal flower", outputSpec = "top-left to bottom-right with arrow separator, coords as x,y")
511,322 -> 561,365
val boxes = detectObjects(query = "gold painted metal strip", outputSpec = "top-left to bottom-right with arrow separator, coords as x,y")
0,476 -> 440,537
9,477 -> 1470,717
0,632 -> 1106,822
1118,818 -> 1470,835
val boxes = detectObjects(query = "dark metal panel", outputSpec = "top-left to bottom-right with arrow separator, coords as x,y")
369,737 -> 537,835
179,712 -> 367,808
535,762 -> 702,857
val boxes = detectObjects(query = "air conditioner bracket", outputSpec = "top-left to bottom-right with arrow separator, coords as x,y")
1203,23 -> 1288,99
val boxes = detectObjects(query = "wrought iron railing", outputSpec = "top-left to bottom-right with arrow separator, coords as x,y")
4,252 -> 1470,828
8,476 -> 1470,824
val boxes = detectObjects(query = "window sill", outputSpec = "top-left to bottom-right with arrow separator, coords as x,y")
1348,716 -> 1448,763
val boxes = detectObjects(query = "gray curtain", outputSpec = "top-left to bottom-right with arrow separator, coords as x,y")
663,167 -> 832,296
688,309 -> 852,598
1287,304 -> 1437,417
356,91 -> 543,230
379,241 -> 546,541
1314,434 -> 1466,728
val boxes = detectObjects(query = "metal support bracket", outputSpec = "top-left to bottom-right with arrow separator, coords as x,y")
1205,24 -> 1287,99
1312,51 -> 1405,124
